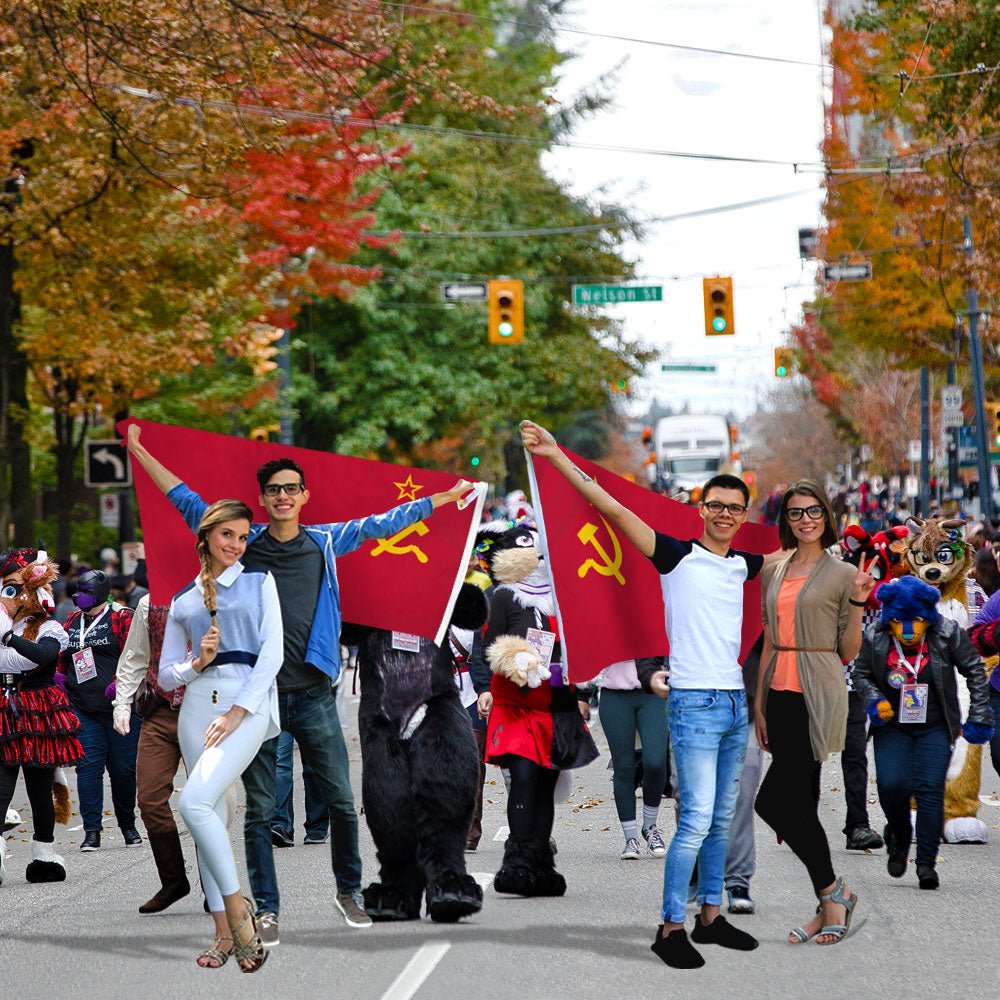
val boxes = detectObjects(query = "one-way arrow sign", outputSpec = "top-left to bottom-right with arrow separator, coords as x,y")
441,282 -> 488,302
85,440 -> 132,488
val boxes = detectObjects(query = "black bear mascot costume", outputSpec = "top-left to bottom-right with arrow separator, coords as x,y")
344,582 -> 488,922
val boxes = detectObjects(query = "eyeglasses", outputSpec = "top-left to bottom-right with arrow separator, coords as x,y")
263,482 -> 305,497
702,500 -> 748,516
786,504 -> 825,521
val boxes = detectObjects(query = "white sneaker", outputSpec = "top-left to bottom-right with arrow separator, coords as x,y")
620,837 -> 641,860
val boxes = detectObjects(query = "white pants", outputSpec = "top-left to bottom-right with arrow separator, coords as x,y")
178,672 -> 268,913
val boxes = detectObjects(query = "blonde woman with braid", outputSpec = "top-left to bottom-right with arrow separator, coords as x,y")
159,499 -> 282,973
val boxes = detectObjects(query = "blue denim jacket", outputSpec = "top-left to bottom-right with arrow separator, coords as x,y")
167,482 -> 433,682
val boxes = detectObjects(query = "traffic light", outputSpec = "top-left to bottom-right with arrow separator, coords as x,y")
610,377 -> 630,394
986,401 -> 1000,448
249,423 -> 281,442
470,455 -> 481,468
703,276 -> 734,336
488,278 -> 524,344
774,347 -> 793,378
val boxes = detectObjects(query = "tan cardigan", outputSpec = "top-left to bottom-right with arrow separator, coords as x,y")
760,552 -> 856,761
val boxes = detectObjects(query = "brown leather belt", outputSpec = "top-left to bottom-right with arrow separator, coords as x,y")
774,646 -> 836,653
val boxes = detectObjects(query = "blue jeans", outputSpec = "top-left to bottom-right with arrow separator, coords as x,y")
242,684 -> 361,915
74,708 -> 141,833
661,689 -> 747,923
271,728 -> 330,840
873,723 -> 952,866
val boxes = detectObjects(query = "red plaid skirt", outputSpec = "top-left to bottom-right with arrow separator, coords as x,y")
0,682 -> 85,768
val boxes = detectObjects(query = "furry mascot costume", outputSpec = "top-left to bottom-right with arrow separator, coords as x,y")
476,521 -> 598,898
345,582 -> 488,923
901,516 -> 988,842
0,546 -> 80,886
852,575 -> 993,888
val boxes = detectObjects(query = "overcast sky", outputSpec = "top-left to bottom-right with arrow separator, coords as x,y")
544,0 -> 827,420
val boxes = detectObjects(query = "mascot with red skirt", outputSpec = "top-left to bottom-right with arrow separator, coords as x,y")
0,546 -> 81,886
477,522 -> 598,897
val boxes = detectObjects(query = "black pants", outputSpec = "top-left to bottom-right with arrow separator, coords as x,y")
506,756 -> 559,842
0,764 -> 55,842
841,689 -> 872,834
755,690 -> 836,894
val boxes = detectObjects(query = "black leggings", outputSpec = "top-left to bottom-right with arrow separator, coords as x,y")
754,690 -> 836,894
506,756 -> 560,842
0,764 -> 55,842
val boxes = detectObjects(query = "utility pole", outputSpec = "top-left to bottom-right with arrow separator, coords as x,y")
919,366 -> 930,516
946,357 -> 960,503
964,216 -> 993,521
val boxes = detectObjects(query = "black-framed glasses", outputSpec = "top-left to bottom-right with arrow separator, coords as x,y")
786,504 -> 825,521
702,500 -> 748,516
263,482 -> 305,497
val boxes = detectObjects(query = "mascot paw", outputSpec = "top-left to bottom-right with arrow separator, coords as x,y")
361,882 -> 421,921
943,817 -> 989,844
51,772 -> 72,826
426,871 -> 483,923
25,841 -> 66,883
962,721 -> 995,745
487,637 -> 543,688
867,699 -> 893,726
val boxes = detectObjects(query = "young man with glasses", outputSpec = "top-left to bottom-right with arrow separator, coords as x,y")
127,427 -> 471,942
520,420 -> 776,970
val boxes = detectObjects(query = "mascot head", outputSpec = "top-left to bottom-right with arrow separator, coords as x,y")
841,524 -> 909,597
878,575 -> 941,648
0,546 -> 59,640
74,569 -> 111,611
903,516 -> 970,595
474,522 -> 543,587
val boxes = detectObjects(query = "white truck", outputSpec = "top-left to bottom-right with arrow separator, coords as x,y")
653,414 -> 735,494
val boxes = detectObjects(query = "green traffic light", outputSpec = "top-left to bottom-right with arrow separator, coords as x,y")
470,456 -> 481,467
712,317 -> 727,333
498,321 -> 514,338
776,365 -> 788,377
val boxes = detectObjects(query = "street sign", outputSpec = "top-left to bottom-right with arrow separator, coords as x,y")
859,444 -> 873,462
823,261 -> 872,282
99,493 -> 120,529
441,282 -> 488,302
942,408 -> 963,428
941,386 -> 962,410
122,541 -> 144,576
959,425 -> 978,467
660,363 -> 718,373
84,441 -> 132,488
904,474 -> 919,498
573,284 -> 663,305
908,439 -> 922,462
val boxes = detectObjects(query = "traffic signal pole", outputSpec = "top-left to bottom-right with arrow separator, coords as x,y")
919,366 -> 930,516
964,216 -> 993,521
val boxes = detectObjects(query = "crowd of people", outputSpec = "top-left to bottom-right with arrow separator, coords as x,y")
2,419 -> 999,974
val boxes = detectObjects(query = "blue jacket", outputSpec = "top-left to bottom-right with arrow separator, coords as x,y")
167,482 -> 433,683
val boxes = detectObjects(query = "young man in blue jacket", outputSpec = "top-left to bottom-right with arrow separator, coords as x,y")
127,425 -> 471,942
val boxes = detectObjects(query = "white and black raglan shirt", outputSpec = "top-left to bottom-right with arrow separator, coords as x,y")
649,532 -> 764,690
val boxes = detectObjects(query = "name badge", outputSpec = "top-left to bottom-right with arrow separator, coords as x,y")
391,632 -> 421,653
170,686 -> 185,708
525,628 -> 556,670
899,683 -> 929,724
72,647 -> 98,683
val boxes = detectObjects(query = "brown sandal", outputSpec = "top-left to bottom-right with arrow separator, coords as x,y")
230,898 -> 268,974
196,935 -> 233,969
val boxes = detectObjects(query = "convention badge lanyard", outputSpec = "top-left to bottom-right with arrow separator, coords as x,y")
73,605 -> 109,683
889,635 -> 929,724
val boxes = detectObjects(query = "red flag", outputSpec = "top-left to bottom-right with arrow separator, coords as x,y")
119,419 -> 485,644
527,447 -> 778,682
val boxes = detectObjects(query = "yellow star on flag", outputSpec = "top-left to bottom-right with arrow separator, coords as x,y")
394,474 -> 425,502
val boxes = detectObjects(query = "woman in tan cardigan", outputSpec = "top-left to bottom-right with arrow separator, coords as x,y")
754,480 -> 875,946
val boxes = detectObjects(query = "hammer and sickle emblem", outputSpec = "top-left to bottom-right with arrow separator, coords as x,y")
371,521 -> 430,564
577,515 -> 626,586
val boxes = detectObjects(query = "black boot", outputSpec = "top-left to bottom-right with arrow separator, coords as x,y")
426,870 -> 483,923
884,824 -> 909,879
139,831 -> 191,913
362,882 -> 422,921
492,836 -> 537,896
527,837 -> 566,897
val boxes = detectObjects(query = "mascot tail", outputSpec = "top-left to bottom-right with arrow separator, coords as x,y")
52,767 -> 72,825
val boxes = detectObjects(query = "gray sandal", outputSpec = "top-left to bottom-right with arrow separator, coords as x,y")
816,877 -> 858,945
788,904 -> 821,944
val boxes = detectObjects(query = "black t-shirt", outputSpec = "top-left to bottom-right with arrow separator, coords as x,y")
245,528 -> 325,691
885,643 -> 945,733
62,608 -> 129,714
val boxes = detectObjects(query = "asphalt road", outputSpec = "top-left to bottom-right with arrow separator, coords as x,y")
4,683 -> 1000,1000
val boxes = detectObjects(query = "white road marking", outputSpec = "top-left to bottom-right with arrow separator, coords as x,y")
978,795 -> 1000,807
470,872 -> 494,890
379,942 -> 451,1000
492,825 -> 509,842
67,824 -> 83,832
